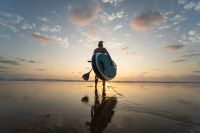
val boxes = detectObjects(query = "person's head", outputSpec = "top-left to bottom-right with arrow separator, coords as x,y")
98,41 -> 103,47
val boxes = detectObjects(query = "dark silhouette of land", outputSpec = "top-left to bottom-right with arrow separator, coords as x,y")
0,78 -> 200,83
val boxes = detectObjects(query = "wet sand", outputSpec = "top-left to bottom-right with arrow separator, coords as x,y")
0,81 -> 200,133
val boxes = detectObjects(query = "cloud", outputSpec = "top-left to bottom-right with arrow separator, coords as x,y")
21,21 -> 36,30
140,72 -> 149,75
158,24 -> 171,30
79,36 -> 98,47
79,38 -> 123,48
0,65 -> 10,73
170,14 -> 187,23
0,55 -> 20,66
0,11 -> 36,32
155,34 -> 163,38
37,17 -> 49,22
36,68 -> 47,71
102,0 -> 123,6
79,26 -> 123,48
89,25 -> 98,37
32,32 -> 69,48
174,27 -> 181,32
17,58 -> 40,64
180,31 -> 200,45
180,74 -> 200,82
172,59 -> 186,63
178,0 -> 187,5
0,10 -> 24,32
120,46 -> 135,55
81,31 -> 99,43
130,11 -> 164,32
182,53 -> 200,58
193,70 -> 200,74
188,30 -> 200,44
183,1 -> 200,10
125,34 -> 131,37
80,26 -> 101,46
132,73 -> 200,82
0,65 -> 8,70
113,24 -> 122,31
195,2 -> 200,10
0,20 -> 18,32
189,30 -> 196,36
0,11 -> 24,24
183,50 -> 200,59
103,41 -> 122,48
184,1 -> 196,10
0,69 -> 11,73
121,47 -> 129,51
99,11 -> 125,23
40,25 -> 61,33
166,44 -> 185,51
0,59 -> 20,65
69,0 -> 101,27
187,49 -> 200,53
158,14 -> 186,30
32,32 -> 54,42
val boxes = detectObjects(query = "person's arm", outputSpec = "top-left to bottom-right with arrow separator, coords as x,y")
93,49 -> 96,54
104,48 -> 112,60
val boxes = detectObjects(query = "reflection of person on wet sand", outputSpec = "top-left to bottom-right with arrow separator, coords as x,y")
86,84 -> 117,133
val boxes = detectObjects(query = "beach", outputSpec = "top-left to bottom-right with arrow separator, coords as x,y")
0,81 -> 200,133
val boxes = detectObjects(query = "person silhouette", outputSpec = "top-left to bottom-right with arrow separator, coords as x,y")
93,41 -> 112,87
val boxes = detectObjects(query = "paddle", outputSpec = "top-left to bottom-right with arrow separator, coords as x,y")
82,69 -> 92,81
82,69 -> 123,96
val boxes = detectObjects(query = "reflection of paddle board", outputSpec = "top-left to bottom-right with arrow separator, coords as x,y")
92,53 -> 117,81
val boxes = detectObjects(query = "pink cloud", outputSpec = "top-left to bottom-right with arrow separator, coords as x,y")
69,1 -> 101,27
130,11 -> 164,32
121,47 -> 135,55
32,32 -> 69,48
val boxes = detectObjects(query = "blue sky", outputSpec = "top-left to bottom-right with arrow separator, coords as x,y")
0,0 -> 200,81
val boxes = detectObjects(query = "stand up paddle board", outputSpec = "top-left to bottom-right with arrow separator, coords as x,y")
92,53 -> 117,81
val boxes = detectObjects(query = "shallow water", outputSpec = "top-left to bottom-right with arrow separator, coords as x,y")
0,81 -> 200,133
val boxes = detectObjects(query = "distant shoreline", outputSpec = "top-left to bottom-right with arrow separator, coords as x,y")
0,78 -> 200,83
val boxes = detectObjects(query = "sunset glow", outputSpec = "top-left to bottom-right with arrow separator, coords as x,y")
0,0 -> 200,81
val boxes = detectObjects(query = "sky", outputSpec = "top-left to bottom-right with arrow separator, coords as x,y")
0,0 -> 200,81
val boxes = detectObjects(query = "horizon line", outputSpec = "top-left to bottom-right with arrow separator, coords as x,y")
0,78 -> 200,83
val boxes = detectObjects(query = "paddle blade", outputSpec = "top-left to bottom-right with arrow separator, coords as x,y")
82,72 -> 90,81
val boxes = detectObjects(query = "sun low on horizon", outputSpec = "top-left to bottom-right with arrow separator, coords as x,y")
0,0 -> 200,82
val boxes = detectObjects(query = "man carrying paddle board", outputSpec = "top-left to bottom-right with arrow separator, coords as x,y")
93,41 -> 112,86
82,41 -> 121,95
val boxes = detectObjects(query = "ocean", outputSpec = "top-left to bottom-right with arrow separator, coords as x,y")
0,81 -> 200,133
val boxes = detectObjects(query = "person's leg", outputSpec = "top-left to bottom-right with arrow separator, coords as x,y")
102,80 -> 105,86
95,75 -> 98,87
102,81 -> 106,97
